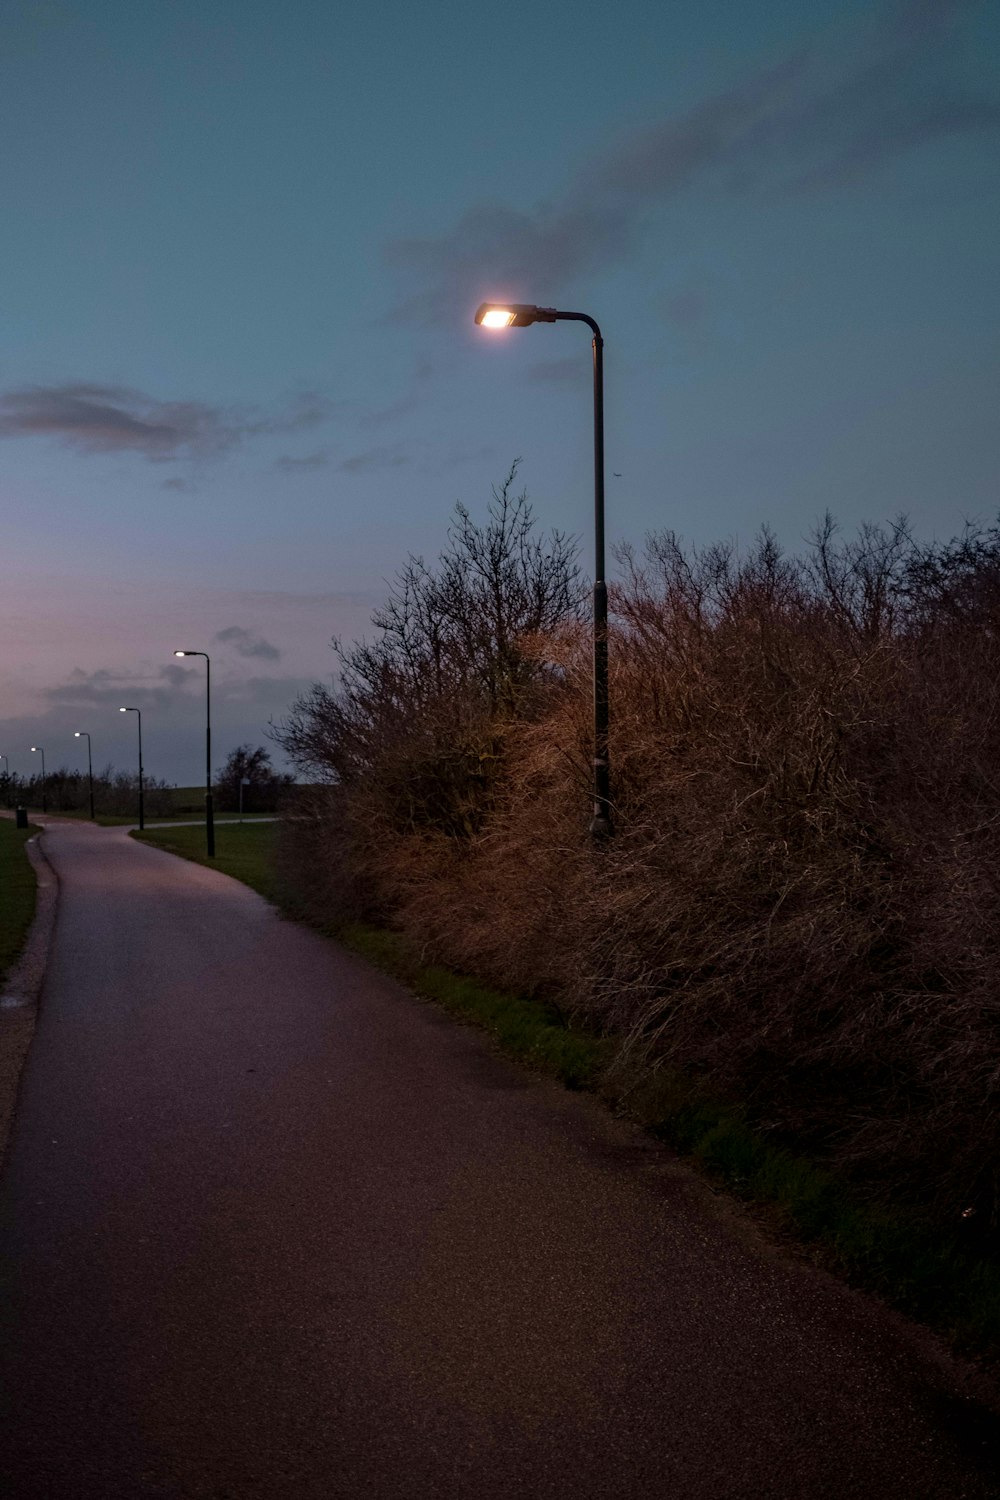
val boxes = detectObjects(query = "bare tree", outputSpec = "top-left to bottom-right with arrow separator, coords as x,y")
273,464 -> 581,835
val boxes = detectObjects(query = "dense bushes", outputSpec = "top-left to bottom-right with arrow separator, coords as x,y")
3,765 -> 175,817
275,488 -> 1000,1241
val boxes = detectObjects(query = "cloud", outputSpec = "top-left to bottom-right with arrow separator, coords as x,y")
46,664 -> 191,711
215,626 -> 281,661
339,445 -> 409,474
25,663 -> 314,781
358,393 -> 419,429
43,661 -> 305,716
0,385 -> 236,458
275,450 -> 331,471
387,0 -> 999,322
246,391 -> 342,436
0,385 -> 340,462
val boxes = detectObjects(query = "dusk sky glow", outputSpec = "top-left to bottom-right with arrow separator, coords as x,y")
2,0 -> 998,783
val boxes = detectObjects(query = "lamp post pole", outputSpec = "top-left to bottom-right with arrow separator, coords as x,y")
174,651 -> 214,856
74,732 -> 95,819
30,746 -> 47,813
120,709 -> 144,830
474,302 -> 613,838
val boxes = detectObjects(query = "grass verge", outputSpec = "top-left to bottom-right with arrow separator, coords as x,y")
133,819 -> 1000,1365
0,819 -> 39,988
29,807 -> 274,827
338,922 -> 612,1091
132,821 -> 287,905
615,1067 -> 1000,1361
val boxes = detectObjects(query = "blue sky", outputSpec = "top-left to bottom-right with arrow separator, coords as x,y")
2,0 -> 998,783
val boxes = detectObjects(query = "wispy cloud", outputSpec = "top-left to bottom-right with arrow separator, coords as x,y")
358,393 -> 418,429
34,664 -> 313,777
46,664 -> 193,711
44,660 -> 305,712
0,384 -> 339,461
339,444 -> 409,474
387,0 -> 999,322
275,449 -> 331,471
215,626 -> 281,662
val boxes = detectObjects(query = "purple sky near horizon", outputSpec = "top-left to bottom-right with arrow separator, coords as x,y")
2,0 -> 998,784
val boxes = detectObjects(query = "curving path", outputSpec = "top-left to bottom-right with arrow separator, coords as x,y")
1,819 -> 998,1498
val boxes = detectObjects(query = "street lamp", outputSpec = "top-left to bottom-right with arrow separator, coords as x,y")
474,301 -> 613,838
74,732 -> 95,820
173,651 -> 214,857
119,709 -> 144,829
30,746 -> 47,813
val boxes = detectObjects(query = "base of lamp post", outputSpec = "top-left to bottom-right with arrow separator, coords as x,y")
205,790 -> 215,857
590,809 -> 614,840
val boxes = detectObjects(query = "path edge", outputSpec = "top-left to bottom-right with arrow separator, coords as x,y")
0,829 -> 59,1166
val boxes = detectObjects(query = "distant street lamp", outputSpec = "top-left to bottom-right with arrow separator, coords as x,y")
474,301 -> 613,837
30,745 -> 47,813
119,708 -> 144,830
173,650 -> 214,857
74,731 -> 95,819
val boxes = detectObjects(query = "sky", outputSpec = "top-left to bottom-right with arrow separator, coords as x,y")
2,0 -> 998,785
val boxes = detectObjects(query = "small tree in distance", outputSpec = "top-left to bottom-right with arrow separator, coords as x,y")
215,744 -> 293,813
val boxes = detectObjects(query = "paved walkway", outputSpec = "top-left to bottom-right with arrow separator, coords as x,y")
1,819 -> 998,1498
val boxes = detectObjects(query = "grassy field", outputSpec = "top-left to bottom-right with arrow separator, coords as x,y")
131,818 -> 1000,1363
0,820 -> 39,987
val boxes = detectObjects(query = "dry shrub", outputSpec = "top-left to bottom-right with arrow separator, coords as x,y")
278,511 -> 1000,1238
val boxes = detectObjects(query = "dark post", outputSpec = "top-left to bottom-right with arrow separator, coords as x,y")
474,301 -> 614,838
77,733 -> 95,819
553,311 -> 613,838
205,655 -> 215,857
121,711 -> 144,829
589,326 -> 612,838
137,711 -> 144,831
31,747 -> 47,813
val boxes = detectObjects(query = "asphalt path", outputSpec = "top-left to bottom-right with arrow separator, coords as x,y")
1,819 -> 998,1498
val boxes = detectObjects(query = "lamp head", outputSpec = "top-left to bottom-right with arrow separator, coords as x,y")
75,731 -> 82,738
475,302 -> 557,329
173,650 -> 186,657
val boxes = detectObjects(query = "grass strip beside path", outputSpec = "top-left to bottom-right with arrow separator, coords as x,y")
132,820 -> 1000,1366
132,821 -> 287,906
35,808 -> 275,827
0,818 -> 43,1167
0,820 -> 39,989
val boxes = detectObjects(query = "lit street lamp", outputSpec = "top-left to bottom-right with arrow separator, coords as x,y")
74,731 -> 95,820
475,301 -> 613,838
119,708 -> 144,830
173,650 -> 214,857
30,745 -> 47,813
